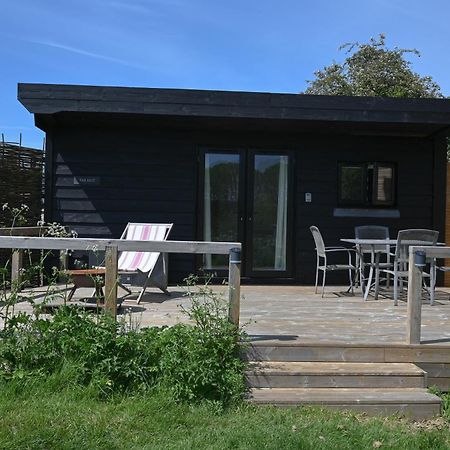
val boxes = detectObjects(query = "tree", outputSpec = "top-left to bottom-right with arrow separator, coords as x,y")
304,34 -> 443,98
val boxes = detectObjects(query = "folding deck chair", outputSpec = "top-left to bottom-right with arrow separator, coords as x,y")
118,223 -> 173,304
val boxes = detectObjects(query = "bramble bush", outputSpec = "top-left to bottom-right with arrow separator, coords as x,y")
0,280 -> 246,405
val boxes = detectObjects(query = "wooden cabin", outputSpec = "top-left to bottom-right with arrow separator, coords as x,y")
18,83 -> 450,284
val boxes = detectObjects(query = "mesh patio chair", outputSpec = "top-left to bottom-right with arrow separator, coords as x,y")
310,225 -> 356,298
354,225 -> 393,295
379,229 -> 438,305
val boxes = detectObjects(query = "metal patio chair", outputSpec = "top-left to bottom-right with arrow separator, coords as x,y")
379,229 -> 438,306
354,225 -> 393,295
117,222 -> 173,304
310,225 -> 356,298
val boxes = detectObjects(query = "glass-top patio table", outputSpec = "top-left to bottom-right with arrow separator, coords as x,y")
341,238 -> 442,303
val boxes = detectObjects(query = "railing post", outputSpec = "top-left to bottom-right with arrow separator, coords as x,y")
228,247 -> 241,326
104,245 -> 118,320
406,247 -> 423,344
58,250 -> 69,284
11,249 -> 23,291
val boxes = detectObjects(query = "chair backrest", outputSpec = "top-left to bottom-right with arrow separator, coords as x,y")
118,223 -> 173,273
355,225 -> 390,253
395,229 -> 439,264
310,226 -> 326,258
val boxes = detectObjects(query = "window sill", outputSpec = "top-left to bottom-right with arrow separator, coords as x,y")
333,208 -> 400,218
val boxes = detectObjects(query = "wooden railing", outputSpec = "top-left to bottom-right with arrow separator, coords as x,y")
0,227 -> 69,287
407,245 -> 450,344
0,236 -> 242,325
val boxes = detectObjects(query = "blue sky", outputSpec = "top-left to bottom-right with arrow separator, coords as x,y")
1,0 -> 450,148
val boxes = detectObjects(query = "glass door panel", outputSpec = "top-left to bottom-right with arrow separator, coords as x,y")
251,154 -> 289,272
203,153 -> 240,270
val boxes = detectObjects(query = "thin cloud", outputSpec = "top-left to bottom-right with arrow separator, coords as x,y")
106,0 -> 185,13
106,0 -> 159,14
26,38 -> 150,71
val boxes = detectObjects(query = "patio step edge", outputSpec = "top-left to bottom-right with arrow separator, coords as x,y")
247,388 -> 441,419
246,362 -> 427,389
244,344 -> 450,364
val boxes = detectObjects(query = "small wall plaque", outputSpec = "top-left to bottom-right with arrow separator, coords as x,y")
74,176 -> 100,186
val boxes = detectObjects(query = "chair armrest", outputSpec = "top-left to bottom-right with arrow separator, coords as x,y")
325,247 -> 355,253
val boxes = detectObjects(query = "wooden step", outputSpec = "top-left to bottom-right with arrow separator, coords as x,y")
246,362 -> 427,388
245,343 -> 450,364
247,388 -> 441,420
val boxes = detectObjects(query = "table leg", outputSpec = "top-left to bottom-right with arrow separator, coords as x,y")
430,258 -> 436,306
374,252 -> 381,300
364,263 -> 373,301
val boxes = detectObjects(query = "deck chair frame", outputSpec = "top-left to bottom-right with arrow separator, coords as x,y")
118,223 -> 173,304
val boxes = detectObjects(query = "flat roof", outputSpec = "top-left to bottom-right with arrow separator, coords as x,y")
18,83 -> 450,135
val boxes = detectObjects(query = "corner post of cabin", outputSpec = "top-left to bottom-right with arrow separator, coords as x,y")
406,246 -> 423,345
104,245 -> 118,320
11,249 -> 23,291
228,247 -> 241,326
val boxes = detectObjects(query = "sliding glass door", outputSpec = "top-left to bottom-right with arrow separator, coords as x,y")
248,154 -> 289,274
202,150 -> 291,278
203,153 -> 241,270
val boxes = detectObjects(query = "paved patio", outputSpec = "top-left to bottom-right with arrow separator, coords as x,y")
7,283 -> 450,346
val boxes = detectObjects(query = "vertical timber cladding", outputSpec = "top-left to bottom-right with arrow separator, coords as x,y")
296,135 -> 435,285
51,126 -> 198,282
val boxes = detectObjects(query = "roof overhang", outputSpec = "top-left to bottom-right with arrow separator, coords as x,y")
18,83 -> 450,137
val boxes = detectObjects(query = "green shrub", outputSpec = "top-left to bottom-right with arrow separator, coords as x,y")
429,386 -> 450,419
0,308 -> 163,394
0,278 -> 246,405
159,276 -> 246,404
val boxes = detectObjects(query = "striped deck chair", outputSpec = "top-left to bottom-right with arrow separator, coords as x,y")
118,223 -> 173,304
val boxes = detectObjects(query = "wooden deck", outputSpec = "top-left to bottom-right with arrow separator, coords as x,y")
8,284 -> 450,346
6,283 -> 450,414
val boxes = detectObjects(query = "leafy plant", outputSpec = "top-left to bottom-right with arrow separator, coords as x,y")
0,208 -> 78,328
428,386 -> 450,419
0,274 -> 247,405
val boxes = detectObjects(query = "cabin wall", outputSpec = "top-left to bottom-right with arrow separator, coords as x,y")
48,126 -> 198,281
46,122 -> 442,284
295,136 -> 436,284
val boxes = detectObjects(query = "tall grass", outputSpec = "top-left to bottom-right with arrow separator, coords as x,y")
0,377 -> 449,450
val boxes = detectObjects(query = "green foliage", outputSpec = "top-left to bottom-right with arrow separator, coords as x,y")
0,309 -> 163,395
0,277 -> 246,405
305,34 -> 443,98
0,382 -> 449,450
429,386 -> 450,419
160,277 -> 245,404
0,207 -> 245,406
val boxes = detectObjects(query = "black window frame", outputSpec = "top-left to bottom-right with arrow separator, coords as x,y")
338,162 -> 397,207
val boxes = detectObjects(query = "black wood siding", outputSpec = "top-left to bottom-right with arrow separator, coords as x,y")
295,135 -> 436,284
47,123 -> 443,284
50,126 -> 198,281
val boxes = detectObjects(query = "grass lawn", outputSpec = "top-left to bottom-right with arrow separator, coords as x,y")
0,380 -> 449,450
